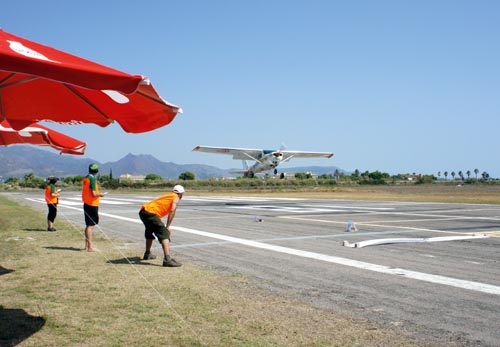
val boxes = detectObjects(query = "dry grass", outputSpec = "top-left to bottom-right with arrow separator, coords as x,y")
0,190 -> 473,347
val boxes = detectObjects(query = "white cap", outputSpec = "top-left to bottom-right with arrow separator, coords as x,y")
173,185 -> 185,194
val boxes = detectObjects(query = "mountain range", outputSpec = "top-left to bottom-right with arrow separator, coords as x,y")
0,146 -> 344,180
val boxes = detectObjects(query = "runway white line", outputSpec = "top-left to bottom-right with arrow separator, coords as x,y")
186,196 -> 302,202
174,230 -> 420,249
27,197 -> 134,206
51,203 -> 500,296
279,215 -> 474,235
172,225 -> 500,296
303,204 -> 395,211
371,211 -> 500,221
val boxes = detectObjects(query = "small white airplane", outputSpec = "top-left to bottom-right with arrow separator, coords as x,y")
192,145 -> 334,178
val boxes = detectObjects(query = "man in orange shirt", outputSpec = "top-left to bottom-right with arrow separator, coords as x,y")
139,185 -> 184,267
81,163 -> 106,252
45,176 -> 60,232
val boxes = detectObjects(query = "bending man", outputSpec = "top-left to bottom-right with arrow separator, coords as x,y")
139,185 -> 184,267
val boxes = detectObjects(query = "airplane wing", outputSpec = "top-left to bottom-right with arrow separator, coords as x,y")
281,150 -> 334,163
192,146 -> 264,161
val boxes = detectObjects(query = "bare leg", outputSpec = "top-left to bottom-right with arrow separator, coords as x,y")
160,238 -> 181,267
145,239 -> 154,253
85,225 -> 95,251
160,239 -> 171,258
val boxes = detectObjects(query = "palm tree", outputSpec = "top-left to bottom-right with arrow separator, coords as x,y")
437,171 -> 441,179
458,171 -> 464,181
474,168 -> 479,179
451,171 -> 456,180
466,170 -> 471,179
444,171 -> 448,180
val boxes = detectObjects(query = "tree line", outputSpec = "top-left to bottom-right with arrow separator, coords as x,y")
1,168 -> 495,191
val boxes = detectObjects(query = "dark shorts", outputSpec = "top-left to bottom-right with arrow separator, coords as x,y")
139,209 -> 170,242
47,203 -> 57,222
84,204 -> 99,226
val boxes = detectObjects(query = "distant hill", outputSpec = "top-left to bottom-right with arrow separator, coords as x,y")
0,146 -> 90,178
0,146 -> 346,180
98,153 -> 231,179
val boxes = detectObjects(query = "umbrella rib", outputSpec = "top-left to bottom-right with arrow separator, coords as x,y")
0,72 -> 39,89
64,84 -> 114,125
136,89 -> 165,105
136,88 -> 181,111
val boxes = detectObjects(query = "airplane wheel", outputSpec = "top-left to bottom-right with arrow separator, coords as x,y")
280,173 -> 285,179
274,169 -> 278,175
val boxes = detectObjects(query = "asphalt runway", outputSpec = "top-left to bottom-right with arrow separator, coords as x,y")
4,192 -> 500,346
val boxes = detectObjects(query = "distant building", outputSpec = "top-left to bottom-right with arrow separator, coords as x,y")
119,174 -> 145,183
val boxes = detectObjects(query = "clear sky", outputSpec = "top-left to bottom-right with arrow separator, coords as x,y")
2,1 -> 499,177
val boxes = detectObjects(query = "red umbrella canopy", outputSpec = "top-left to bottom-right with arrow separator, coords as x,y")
0,29 -> 182,133
0,120 -> 86,155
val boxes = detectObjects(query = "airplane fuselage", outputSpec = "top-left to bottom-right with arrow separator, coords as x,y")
245,151 -> 283,176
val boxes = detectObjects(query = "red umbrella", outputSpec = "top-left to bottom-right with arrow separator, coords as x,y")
0,29 -> 181,133
0,120 -> 86,155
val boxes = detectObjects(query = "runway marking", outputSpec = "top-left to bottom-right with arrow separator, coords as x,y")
370,211 -> 500,221
465,260 -> 485,265
52,203 -> 500,296
27,197 -> 135,206
186,196 -> 302,201
303,204 -> 394,211
483,231 -> 500,237
174,230 -> 420,249
280,215 -> 445,232
171,225 -> 500,296
39,195 -> 304,206
280,216 -> 500,237
228,205 -> 336,213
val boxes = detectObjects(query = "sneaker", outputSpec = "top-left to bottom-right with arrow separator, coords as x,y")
47,227 -> 56,232
163,258 -> 182,267
143,252 -> 157,260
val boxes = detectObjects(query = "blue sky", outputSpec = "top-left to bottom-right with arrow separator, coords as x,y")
2,1 -> 499,177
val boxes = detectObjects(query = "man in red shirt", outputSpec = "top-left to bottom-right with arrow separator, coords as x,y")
139,185 -> 184,267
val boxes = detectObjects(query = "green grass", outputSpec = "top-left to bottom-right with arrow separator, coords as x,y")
0,193 -> 457,347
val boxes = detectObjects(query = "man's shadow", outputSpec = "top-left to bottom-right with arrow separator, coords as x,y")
44,246 -> 81,252
23,228 -> 47,232
107,257 -> 161,266
0,307 -> 46,346
0,265 -> 14,276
